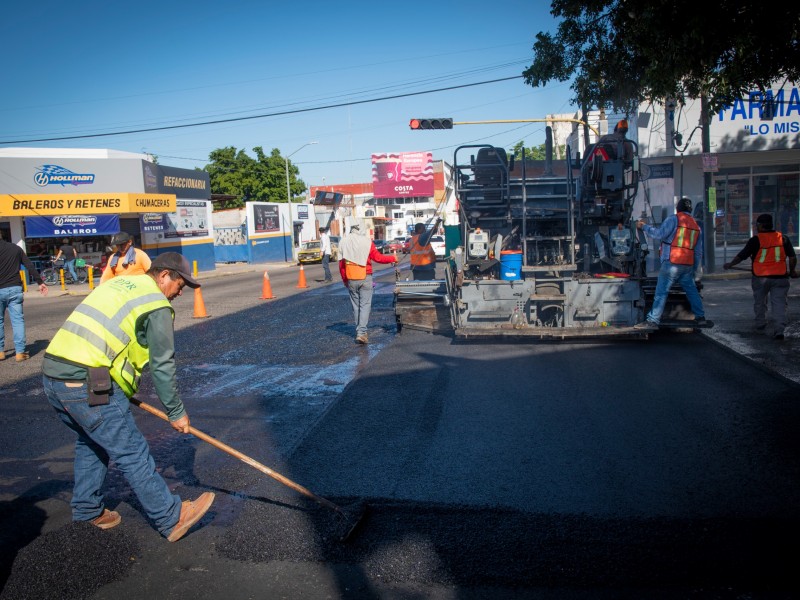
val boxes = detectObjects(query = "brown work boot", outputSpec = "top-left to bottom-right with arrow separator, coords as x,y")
0,351 -> 5,360
15,352 -> 29,362
90,509 -> 121,530
355,334 -> 368,344
167,492 -> 215,542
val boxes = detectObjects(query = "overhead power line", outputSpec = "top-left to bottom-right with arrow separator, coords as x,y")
0,76 -> 523,145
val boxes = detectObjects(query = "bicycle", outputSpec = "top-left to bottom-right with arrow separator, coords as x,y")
40,257 -> 89,285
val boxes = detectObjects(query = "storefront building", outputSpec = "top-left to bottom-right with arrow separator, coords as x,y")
0,148 -> 216,271
563,83 -> 799,252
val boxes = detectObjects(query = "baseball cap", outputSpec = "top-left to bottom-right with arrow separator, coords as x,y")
110,232 -> 132,246
756,213 -> 773,227
151,252 -> 200,288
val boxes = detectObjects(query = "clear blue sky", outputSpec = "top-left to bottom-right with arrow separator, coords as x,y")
1,1 -> 577,190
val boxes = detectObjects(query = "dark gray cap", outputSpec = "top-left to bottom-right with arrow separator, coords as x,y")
151,252 -> 200,288
110,232 -> 132,246
756,213 -> 773,227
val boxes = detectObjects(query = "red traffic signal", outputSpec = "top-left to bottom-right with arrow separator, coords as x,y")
409,118 -> 453,130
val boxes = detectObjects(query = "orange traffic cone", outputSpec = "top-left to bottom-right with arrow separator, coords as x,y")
260,270 -> 275,299
296,265 -> 308,289
193,287 -> 209,318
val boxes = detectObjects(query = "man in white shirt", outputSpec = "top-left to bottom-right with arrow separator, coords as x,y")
320,227 -> 332,282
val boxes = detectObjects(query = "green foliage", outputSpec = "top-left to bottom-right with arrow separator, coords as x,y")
510,142 -> 563,161
204,146 -> 308,210
523,1 -> 800,115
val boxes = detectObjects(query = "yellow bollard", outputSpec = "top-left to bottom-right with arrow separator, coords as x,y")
19,270 -> 28,293
192,260 -> 198,278
88,265 -> 95,290
59,269 -> 66,290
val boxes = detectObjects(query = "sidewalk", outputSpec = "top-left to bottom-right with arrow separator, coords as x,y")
699,269 -> 800,386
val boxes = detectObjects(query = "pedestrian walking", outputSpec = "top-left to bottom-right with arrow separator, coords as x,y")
320,227 -> 333,282
42,252 -> 214,541
0,240 -> 48,361
723,213 -> 798,340
410,219 -> 440,281
100,232 -> 152,283
55,237 -> 79,283
339,223 -> 398,344
634,197 -> 707,328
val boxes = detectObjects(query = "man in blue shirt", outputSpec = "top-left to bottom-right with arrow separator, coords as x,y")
634,197 -> 706,328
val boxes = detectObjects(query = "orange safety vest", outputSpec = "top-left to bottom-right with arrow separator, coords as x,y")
669,212 -> 700,265
410,235 -> 435,267
753,231 -> 787,276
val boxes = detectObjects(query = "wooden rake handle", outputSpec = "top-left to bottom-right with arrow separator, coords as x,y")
130,398 -> 341,513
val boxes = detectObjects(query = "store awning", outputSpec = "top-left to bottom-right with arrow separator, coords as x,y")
0,193 -> 176,217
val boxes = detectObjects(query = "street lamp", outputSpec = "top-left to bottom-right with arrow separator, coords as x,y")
285,141 -> 318,203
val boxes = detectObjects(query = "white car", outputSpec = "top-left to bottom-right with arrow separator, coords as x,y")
429,235 -> 446,260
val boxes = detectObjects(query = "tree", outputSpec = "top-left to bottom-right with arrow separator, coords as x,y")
510,142 -> 566,161
204,146 -> 309,210
522,1 -> 800,116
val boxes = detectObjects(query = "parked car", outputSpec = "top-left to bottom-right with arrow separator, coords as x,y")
404,234 -> 446,259
384,239 -> 404,253
297,240 -> 323,264
429,235 -> 446,260
373,239 -> 387,252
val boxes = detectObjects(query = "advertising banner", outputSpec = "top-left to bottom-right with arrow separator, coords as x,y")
253,204 -> 280,232
24,214 -> 121,237
313,190 -> 342,206
371,151 -> 434,198
141,199 -> 210,238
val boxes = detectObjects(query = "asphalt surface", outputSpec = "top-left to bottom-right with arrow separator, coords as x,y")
2,254 -> 798,599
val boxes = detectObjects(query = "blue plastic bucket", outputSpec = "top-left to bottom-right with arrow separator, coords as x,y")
500,250 -> 522,280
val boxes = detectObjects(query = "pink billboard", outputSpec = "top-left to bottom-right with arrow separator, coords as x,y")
371,151 -> 434,198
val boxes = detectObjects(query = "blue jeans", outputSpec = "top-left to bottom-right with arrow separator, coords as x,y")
646,261 -> 705,324
43,376 -> 181,536
64,258 -> 78,281
347,276 -> 374,337
0,285 -> 26,355
322,253 -> 332,280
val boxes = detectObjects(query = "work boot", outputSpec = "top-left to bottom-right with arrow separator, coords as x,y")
355,334 -> 368,344
633,320 -> 657,330
167,492 -> 215,542
15,352 -> 29,362
0,351 -> 5,361
90,509 -> 121,530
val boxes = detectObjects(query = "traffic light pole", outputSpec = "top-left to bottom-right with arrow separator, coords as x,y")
409,117 -> 600,136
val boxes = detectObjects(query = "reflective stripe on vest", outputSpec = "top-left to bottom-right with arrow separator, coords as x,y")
46,275 -> 173,395
410,235 -> 435,267
753,231 -> 787,276
669,212 -> 700,265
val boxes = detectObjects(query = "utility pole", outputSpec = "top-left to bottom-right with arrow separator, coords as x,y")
701,94 -> 715,273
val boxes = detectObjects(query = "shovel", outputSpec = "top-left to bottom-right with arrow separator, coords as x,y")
130,398 -> 366,541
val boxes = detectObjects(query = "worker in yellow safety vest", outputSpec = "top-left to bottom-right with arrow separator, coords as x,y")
41,252 -> 215,542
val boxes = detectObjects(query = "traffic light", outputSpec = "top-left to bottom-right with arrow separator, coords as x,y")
409,118 -> 453,130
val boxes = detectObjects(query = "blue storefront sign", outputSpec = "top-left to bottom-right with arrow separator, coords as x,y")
25,214 -> 120,237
